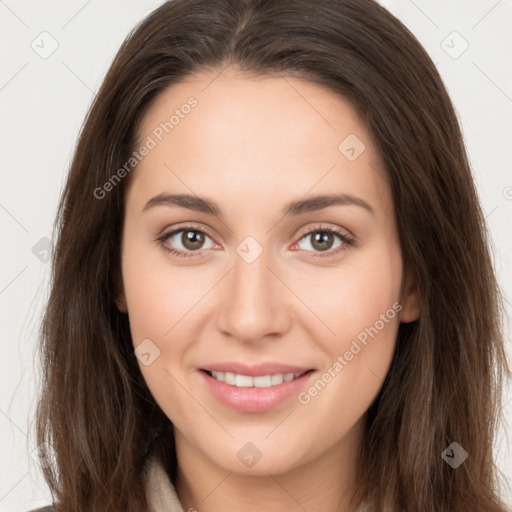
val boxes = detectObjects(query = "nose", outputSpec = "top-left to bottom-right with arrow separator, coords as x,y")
214,248 -> 292,344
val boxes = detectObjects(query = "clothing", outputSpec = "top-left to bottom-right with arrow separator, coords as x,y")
144,457 -> 185,512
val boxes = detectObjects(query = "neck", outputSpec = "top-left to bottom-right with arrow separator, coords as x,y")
174,419 -> 364,512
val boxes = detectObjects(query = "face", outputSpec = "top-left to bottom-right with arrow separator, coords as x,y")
117,68 -> 420,476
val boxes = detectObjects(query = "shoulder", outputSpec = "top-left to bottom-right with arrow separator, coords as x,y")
28,507 -> 54,512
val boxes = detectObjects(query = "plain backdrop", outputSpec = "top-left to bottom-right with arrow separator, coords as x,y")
1,1 -> 511,510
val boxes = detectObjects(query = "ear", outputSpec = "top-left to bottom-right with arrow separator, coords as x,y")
115,291 -> 128,313
113,269 -> 128,313
399,271 -> 421,323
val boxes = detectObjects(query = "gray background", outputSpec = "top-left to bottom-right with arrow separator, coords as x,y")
1,0 -> 511,510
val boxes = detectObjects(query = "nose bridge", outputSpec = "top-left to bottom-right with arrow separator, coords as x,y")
215,243 -> 290,342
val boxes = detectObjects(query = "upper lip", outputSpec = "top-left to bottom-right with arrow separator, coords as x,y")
201,362 -> 314,377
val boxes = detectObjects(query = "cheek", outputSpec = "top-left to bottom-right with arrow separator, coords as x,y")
291,244 -> 402,435
292,243 -> 401,394
292,242 -> 403,344
121,237 -> 207,344
120,240 -> 203,424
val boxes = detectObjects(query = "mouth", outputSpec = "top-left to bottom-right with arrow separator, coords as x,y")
202,369 -> 313,388
199,366 -> 316,412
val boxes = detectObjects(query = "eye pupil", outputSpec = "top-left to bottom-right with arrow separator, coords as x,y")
311,232 -> 334,251
182,230 -> 204,250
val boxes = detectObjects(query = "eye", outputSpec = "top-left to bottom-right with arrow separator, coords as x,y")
294,225 -> 354,257
156,226 -> 218,259
156,224 -> 355,260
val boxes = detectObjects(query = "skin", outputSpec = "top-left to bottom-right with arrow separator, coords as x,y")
116,67 -> 420,512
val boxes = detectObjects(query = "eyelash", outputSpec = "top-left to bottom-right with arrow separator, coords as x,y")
156,224 -> 355,260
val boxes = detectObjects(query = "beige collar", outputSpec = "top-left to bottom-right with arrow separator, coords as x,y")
144,457 -> 185,512
144,456 -> 369,511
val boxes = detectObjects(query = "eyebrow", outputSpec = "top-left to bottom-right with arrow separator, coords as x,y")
143,192 -> 376,217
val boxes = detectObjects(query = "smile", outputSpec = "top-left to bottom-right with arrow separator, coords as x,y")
208,370 -> 306,388
200,368 -> 315,412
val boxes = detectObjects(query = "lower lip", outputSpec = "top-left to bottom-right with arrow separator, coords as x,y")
200,370 -> 314,413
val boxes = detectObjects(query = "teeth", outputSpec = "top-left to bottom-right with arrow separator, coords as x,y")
210,371 -> 304,388
235,374 -> 253,387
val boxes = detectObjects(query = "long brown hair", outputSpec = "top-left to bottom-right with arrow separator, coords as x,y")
36,0 -> 511,510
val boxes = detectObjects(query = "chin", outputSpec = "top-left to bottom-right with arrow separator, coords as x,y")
205,438 -> 312,476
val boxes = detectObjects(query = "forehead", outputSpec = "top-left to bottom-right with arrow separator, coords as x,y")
128,69 -> 392,219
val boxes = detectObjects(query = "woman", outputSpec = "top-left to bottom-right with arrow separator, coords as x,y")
33,0 -> 510,510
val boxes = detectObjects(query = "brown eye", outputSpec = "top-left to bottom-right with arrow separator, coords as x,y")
159,227 -> 217,257
296,227 -> 354,257
310,231 -> 335,251
180,229 -> 206,250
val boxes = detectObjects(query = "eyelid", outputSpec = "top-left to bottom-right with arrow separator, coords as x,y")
291,223 -> 355,258
294,222 -> 354,241
157,222 -> 218,242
